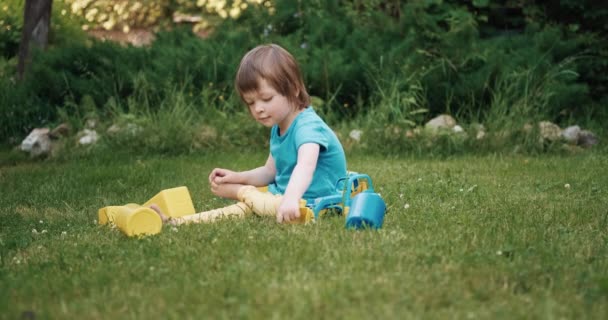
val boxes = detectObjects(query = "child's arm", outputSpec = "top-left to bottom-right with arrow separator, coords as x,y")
209,154 -> 276,187
277,143 -> 320,223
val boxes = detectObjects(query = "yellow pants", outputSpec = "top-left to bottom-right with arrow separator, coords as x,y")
167,186 -> 307,225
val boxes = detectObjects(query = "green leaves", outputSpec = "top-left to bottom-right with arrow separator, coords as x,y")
472,0 -> 490,8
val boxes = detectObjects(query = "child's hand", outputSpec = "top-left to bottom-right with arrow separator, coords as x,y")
276,196 -> 301,223
209,168 -> 239,187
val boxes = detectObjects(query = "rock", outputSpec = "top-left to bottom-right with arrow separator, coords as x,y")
425,115 -> 456,131
578,130 -> 599,148
452,125 -> 465,133
106,124 -> 121,134
78,129 -> 98,145
125,123 -> 142,135
473,124 -> 486,140
349,129 -> 363,142
561,125 -> 581,144
86,119 -> 97,129
20,128 -> 52,157
539,121 -> 561,141
106,123 -> 142,136
49,123 -> 71,139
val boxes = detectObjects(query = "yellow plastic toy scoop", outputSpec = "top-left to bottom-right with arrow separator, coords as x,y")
98,186 -> 196,237
98,204 -> 162,237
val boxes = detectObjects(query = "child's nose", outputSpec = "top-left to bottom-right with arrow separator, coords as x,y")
253,102 -> 264,113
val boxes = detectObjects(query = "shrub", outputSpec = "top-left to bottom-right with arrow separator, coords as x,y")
1,0 -> 605,153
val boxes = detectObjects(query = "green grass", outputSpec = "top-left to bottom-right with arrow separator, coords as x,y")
1,150 -> 607,319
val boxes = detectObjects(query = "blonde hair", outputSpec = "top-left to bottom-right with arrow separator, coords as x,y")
235,44 -> 310,109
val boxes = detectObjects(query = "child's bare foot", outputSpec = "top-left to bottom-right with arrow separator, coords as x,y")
149,204 -> 170,224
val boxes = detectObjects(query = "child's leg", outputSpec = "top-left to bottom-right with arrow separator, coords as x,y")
149,185 -> 284,226
236,185 -> 282,216
236,186 -> 312,223
167,186 -> 281,221
150,202 -> 252,226
170,202 -> 252,225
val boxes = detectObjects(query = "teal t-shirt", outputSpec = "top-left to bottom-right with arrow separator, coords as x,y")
268,107 -> 347,201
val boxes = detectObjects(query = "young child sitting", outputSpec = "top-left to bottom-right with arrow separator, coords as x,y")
152,43 -> 347,225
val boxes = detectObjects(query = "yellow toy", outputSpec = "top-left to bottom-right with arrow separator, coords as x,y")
98,173 -> 384,237
98,204 -> 161,237
98,186 -> 195,237
98,186 -> 313,237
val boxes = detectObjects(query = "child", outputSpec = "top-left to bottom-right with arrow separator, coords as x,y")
152,44 -> 347,224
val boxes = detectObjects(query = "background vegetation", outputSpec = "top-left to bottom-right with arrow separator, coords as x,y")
1,0 -> 606,155
2,2 -> 607,318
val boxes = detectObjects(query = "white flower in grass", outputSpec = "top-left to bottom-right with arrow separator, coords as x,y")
403,204 -> 410,209
61,231 -> 67,237
39,220 -> 43,224
399,193 -> 404,199
41,230 -> 47,234
32,229 -> 38,234
564,183 -> 571,189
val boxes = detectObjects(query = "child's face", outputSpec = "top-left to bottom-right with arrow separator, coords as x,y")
242,78 -> 298,131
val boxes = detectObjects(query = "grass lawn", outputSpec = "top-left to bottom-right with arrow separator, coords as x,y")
1,150 -> 607,319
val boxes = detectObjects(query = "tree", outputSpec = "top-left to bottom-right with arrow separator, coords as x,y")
17,0 -> 53,80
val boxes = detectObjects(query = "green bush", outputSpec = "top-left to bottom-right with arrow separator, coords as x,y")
0,1 -> 22,59
1,0 -> 605,154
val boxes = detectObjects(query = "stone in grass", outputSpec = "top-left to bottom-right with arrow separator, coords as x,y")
425,114 -> 456,131
49,123 -> 71,139
106,124 -> 121,135
561,125 -> 598,147
538,121 -> 561,142
561,125 -> 581,144
107,123 -> 143,136
452,125 -> 465,134
578,130 -> 599,148
78,129 -> 98,145
20,128 -> 52,157
473,124 -> 486,140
